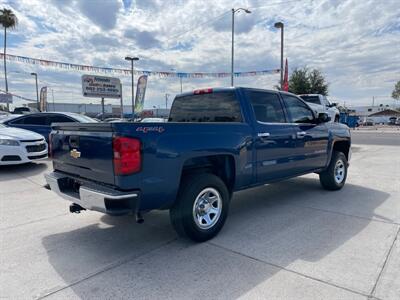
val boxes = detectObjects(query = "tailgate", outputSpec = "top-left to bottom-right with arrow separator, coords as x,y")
51,123 -> 115,185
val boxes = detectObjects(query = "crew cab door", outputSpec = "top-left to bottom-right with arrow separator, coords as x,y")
246,90 -> 297,182
281,93 -> 329,172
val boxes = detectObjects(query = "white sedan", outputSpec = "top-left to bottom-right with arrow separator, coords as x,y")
0,124 -> 48,165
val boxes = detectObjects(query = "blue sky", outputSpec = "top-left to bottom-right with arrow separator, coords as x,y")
1,0 -> 399,109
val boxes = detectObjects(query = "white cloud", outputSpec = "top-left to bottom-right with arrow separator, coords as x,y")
0,0 -> 399,109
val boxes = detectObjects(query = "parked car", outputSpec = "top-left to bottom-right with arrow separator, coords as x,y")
299,94 -> 340,122
389,117 -> 397,125
104,118 -> 124,123
140,117 -> 166,123
362,118 -> 374,126
95,112 -> 120,120
0,124 -> 47,165
1,112 -> 97,142
45,87 -> 351,242
12,107 -> 39,114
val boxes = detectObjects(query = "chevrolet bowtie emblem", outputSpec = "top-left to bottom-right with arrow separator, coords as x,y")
70,149 -> 81,159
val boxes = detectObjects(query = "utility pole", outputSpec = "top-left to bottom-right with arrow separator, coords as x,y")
231,8 -> 251,86
231,8 -> 235,87
125,56 -> 139,119
101,97 -> 105,121
30,72 -> 39,110
274,22 -> 284,89
165,93 -> 170,109
120,83 -> 123,119
51,88 -> 55,111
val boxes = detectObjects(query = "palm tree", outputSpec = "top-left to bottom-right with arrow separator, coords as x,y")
0,8 -> 18,110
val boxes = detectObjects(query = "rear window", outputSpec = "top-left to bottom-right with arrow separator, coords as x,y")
299,95 -> 321,105
168,92 -> 242,122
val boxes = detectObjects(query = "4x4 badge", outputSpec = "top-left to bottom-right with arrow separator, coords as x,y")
70,149 -> 81,159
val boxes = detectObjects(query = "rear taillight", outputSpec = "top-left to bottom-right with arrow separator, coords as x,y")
113,137 -> 141,175
48,133 -> 53,158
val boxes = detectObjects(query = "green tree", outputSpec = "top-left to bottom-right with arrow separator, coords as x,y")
308,69 -> 328,95
0,8 -> 18,110
392,80 -> 400,100
288,67 -> 329,95
288,67 -> 310,94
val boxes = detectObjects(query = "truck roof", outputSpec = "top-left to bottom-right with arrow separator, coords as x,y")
176,87 -> 283,97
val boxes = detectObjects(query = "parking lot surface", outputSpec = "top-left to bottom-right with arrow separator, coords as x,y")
1,134 -> 399,299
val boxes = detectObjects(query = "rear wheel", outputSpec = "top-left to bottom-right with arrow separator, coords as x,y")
319,151 -> 348,190
170,173 -> 230,242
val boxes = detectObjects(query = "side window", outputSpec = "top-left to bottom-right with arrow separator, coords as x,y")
282,95 -> 315,123
248,91 -> 286,123
19,115 -> 47,125
47,115 -> 74,125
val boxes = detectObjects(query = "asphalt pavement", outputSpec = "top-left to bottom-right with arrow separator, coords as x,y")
351,130 -> 400,146
0,133 -> 399,299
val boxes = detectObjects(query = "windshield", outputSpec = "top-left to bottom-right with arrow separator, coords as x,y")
70,114 -> 98,123
299,95 -> 321,105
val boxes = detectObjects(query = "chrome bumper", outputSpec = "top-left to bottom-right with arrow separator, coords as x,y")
45,172 -> 140,215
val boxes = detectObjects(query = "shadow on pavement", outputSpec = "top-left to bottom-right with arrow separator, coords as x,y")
0,161 -> 48,176
41,177 -> 390,298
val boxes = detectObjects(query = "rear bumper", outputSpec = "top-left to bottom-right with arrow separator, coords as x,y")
45,172 -> 140,215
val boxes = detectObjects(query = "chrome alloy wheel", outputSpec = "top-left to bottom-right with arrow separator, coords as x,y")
192,187 -> 222,230
334,159 -> 345,184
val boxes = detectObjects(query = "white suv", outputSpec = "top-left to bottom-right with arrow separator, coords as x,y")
299,94 -> 340,122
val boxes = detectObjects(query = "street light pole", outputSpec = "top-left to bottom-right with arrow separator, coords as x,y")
171,68 -> 183,94
30,72 -> 39,110
165,93 -> 169,109
125,56 -> 139,119
231,8 -> 251,87
274,22 -> 284,89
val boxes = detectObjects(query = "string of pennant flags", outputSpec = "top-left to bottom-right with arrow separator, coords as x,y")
0,88 -> 36,102
0,53 -> 280,78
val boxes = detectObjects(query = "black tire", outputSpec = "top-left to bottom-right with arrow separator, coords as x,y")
319,151 -> 348,190
170,173 -> 230,242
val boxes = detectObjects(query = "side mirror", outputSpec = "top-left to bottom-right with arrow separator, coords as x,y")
317,112 -> 331,123
330,103 -> 337,107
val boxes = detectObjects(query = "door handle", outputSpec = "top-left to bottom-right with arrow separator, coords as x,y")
296,131 -> 307,138
257,132 -> 270,138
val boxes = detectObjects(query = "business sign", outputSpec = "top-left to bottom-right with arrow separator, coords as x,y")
134,75 -> 148,113
82,75 -> 121,98
39,86 -> 47,112
0,93 -> 12,104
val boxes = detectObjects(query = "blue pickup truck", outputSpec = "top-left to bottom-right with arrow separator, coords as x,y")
45,87 -> 351,242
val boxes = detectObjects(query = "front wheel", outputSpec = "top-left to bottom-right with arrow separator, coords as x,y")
170,173 -> 230,242
319,151 -> 348,190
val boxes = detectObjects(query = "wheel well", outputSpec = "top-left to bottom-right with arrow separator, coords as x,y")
333,140 -> 350,160
181,155 -> 235,194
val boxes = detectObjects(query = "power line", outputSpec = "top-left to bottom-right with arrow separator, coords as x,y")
164,0 -> 306,48
249,0 -> 304,9
164,10 -> 231,45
